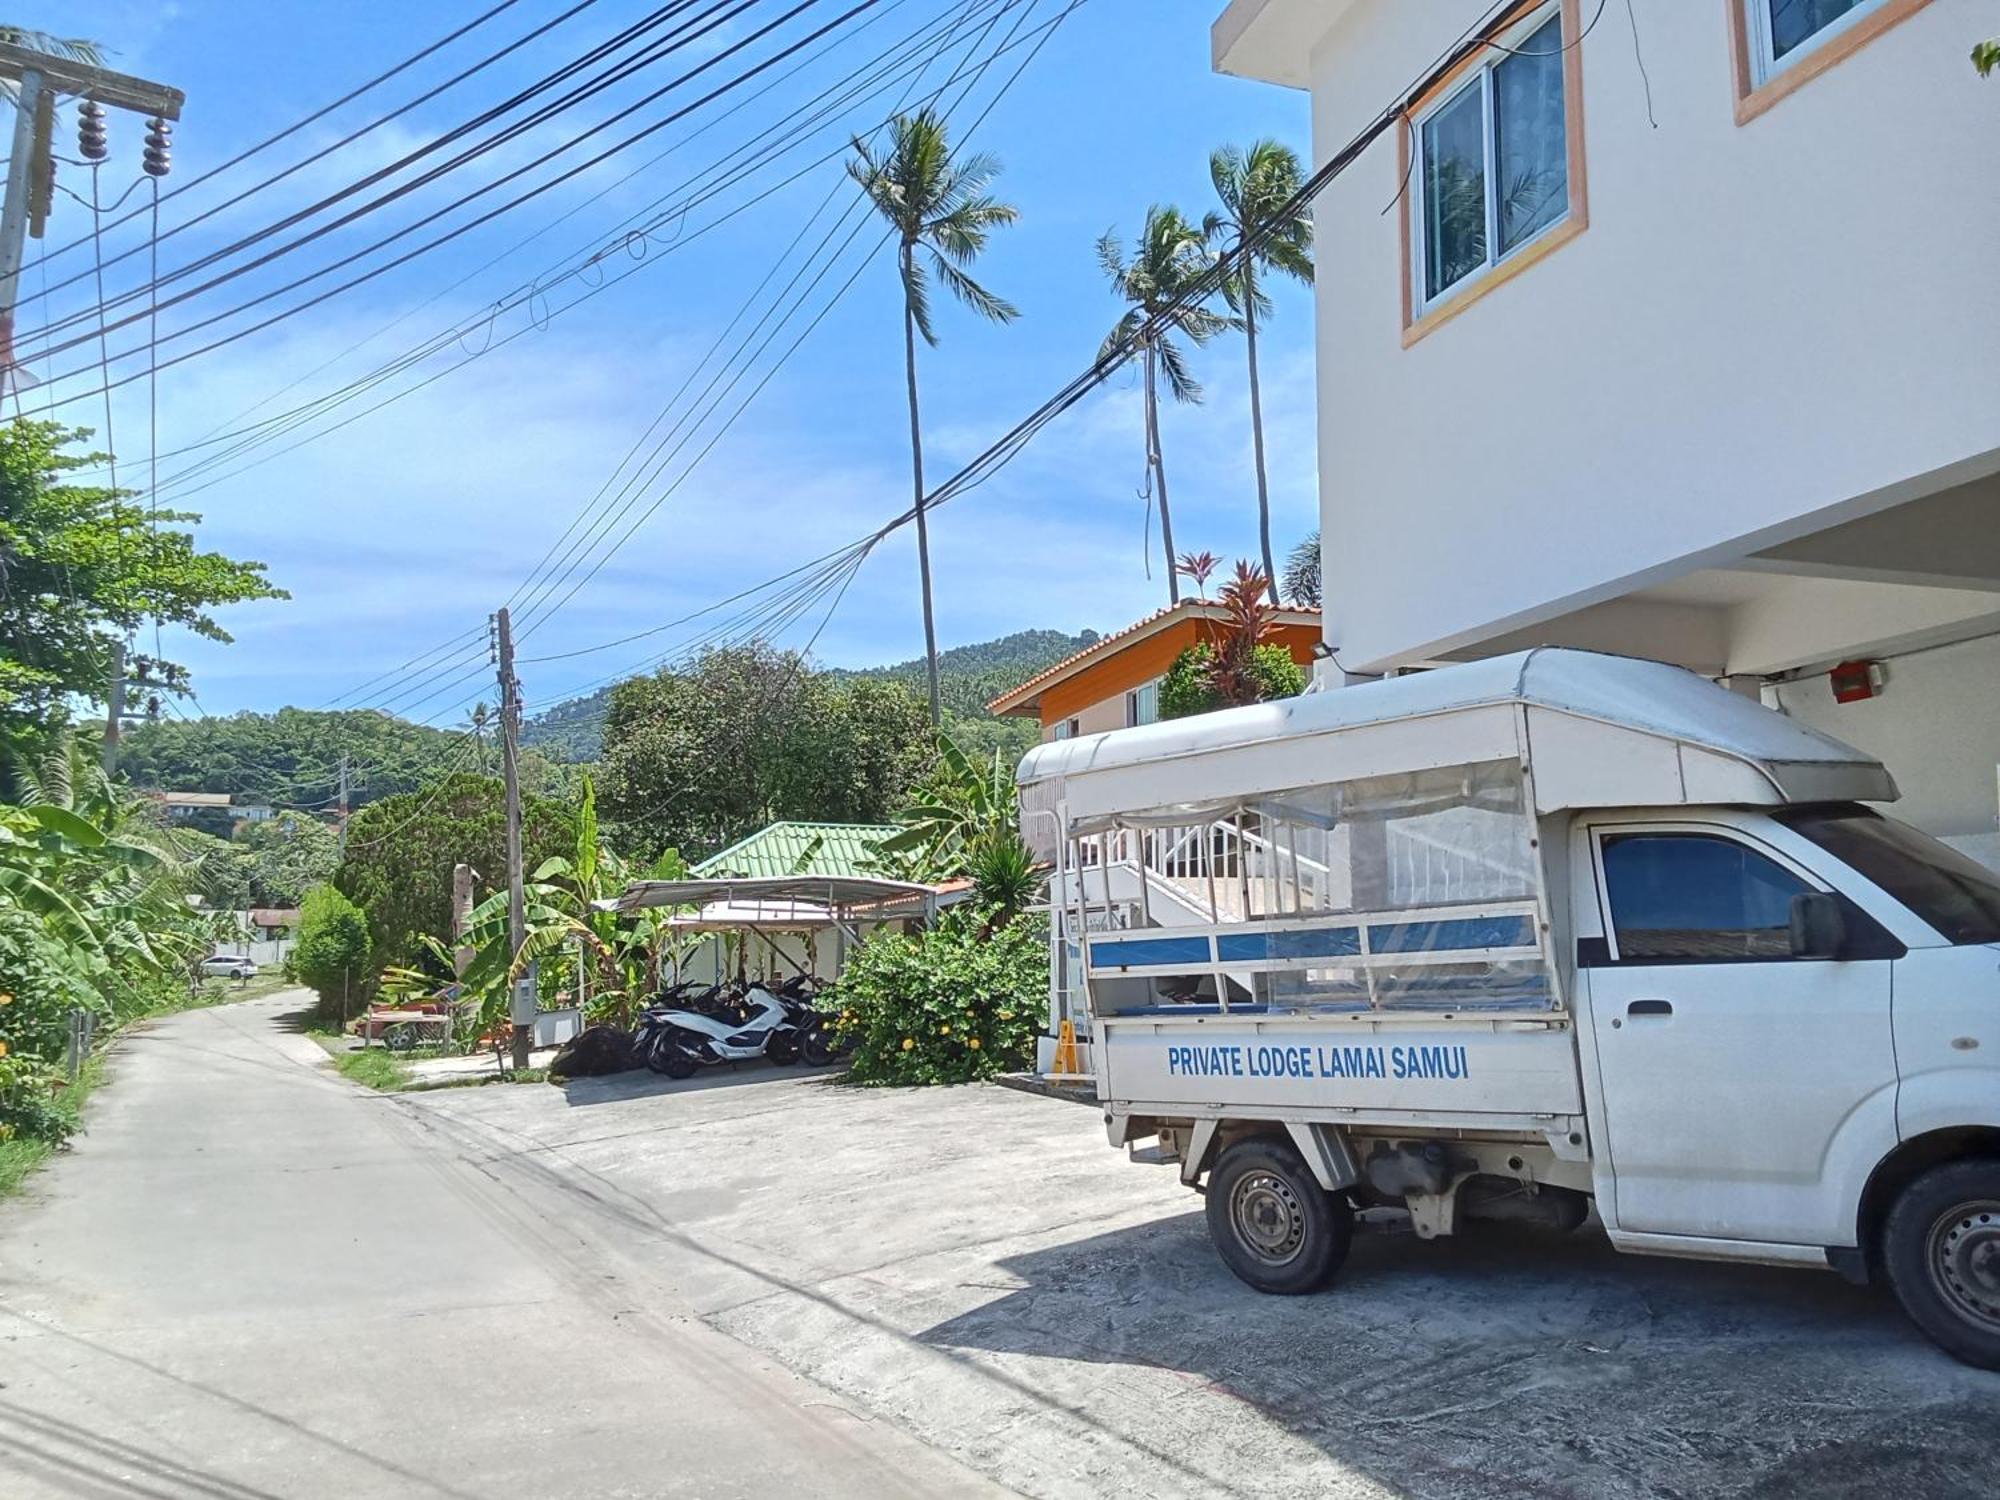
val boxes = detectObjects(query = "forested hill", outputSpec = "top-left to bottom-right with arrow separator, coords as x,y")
119,631 -> 1098,807
522,628 -> 1098,762
118,708 -> 478,810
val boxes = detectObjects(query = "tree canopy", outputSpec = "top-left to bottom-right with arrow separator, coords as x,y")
118,707 -> 466,810
0,421 -> 283,752
599,644 -> 931,860
333,772 -> 574,976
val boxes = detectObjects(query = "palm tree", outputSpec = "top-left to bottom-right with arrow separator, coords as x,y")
1206,141 -> 1313,604
1097,207 -> 1229,605
849,108 -> 1020,726
1283,529 -> 1321,607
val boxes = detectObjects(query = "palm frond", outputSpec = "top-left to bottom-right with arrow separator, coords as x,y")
1156,336 -> 1203,404
901,249 -> 937,345
929,253 -> 1017,324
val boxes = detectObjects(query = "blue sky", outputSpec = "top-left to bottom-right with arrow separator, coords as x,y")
20,0 -> 1315,722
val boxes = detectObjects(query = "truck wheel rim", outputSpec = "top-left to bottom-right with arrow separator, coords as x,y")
1928,1198 -> 2000,1335
1230,1171 -> 1306,1266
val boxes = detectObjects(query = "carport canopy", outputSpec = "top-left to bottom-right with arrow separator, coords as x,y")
607,874 -> 936,927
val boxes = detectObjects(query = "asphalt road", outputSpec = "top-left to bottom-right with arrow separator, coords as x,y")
0,994 -> 1006,1500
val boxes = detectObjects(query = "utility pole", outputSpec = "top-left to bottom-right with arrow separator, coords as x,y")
0,42 -> 182,386
101,640 -> 125,776
496,608 -> 534,1069
335,753 -> 350,857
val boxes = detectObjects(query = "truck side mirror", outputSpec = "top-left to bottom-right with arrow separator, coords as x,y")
1789,891 -> 1846,960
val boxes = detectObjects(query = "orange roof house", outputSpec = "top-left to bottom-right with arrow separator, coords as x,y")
989,600 -> 1323,741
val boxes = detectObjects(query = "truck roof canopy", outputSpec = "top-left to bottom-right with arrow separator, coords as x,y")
1017,649 -> 1895,821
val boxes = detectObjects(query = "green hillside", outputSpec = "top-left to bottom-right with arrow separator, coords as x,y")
523,628 -> 1095,762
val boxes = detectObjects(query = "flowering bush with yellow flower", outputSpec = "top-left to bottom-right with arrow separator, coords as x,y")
830,905 -> 1046,1086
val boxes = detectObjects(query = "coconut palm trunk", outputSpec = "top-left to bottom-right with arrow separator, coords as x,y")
900,241 -> 942,725
1241,260 -> 1279,605
1143,340 -> 1180,605
849,110 -> 1019,730
1207,140 -> 1313,608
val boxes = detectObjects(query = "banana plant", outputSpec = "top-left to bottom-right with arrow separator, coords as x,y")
447,777 -> 692,1027
874,731 -> 1018,880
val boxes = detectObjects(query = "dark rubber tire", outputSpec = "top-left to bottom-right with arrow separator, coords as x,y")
766,1032 -> 800,1065
1204,1137 -> 1353,1295
1883,1159 -> 2000,1370
648,1034 -> 700,1080
799,1026 -> 836,1067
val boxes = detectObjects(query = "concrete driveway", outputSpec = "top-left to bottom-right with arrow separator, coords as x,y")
410,1062 -> 2000,1500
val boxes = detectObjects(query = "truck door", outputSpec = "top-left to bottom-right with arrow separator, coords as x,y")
1581,824 -> 1897,1245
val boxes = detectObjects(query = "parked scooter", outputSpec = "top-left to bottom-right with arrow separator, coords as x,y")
638,979 -> 800,1079
769,975 -> 847,1067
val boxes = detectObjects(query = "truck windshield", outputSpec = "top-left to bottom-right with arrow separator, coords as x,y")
1777,804 -> 2000,946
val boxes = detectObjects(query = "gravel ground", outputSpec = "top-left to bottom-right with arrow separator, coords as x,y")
408,1065 -> 2000,1500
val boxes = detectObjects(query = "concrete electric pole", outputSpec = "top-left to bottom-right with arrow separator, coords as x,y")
496,608 -> 534,1069
100,639 -> 125,776
0,40 -> 183,387
335,752 -> 351,856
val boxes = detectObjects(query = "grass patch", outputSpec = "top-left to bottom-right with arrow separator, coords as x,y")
0,1055 -> 108,1202
332,1047 -> 409,1092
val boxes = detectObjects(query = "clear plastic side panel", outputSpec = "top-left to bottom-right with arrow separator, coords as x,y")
1075,760 -> 1558,1022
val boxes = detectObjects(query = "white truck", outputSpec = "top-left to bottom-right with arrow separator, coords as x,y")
1016,649 -> 2000,1368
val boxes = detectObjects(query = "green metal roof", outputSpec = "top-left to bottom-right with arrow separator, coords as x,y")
692,821 -> 900,879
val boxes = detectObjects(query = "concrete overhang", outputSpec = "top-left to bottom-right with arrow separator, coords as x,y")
1212,0 -> 1354,88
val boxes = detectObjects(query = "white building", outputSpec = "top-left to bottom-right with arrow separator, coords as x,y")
1213,0 -> 2000,859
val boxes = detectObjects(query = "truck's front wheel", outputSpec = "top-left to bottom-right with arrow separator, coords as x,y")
1884,1160 -> 2000,1369
1205,1137 -> 1352,1295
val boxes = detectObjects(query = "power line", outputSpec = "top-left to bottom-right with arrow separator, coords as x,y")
29,0 -> 911,412
21,0 -> 550,278
511,0 -> 1057,643
25,0 -> 711,340
119,0 -> 947,492
118,0 -> 1034,512
304,0 -> 1031,716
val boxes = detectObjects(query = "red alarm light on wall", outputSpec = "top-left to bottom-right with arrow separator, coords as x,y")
1829,659 -> 1885,704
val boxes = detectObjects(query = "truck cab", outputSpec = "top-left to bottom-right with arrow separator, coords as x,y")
1018,649 -> 2000,1367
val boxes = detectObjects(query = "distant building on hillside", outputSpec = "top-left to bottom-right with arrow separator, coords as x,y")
154,791 -> 233,819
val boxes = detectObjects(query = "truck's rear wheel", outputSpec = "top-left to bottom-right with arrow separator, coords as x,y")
1205,1137 -> 1352,1295
1883,1160 -> 2000,1369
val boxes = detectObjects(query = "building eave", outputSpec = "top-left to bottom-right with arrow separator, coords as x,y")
1212,0 -> 1351,89
987,601 -> 1323,718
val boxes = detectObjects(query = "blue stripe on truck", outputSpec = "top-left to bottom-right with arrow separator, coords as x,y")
1215,926 -> 1362,962
1088,935 -> 1211,968
1366,914 -> 1537,953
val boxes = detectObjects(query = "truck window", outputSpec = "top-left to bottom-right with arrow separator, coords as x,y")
1776,804 -> 2000,946
1600,833 -> 1809,961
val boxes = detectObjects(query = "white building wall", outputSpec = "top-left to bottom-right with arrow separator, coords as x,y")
1770,634 -> 2000,862
1302,0 -> 2000,670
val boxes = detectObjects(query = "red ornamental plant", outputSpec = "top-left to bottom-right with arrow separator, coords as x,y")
1207,561 -> 1277,706
1174,550 -> 1219,597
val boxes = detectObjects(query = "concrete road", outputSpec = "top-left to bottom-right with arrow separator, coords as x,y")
0,995 -> 1006,1500
412,1058 -> 2000,1500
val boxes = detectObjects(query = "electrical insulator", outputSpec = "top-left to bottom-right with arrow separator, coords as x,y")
78,99 -> 109,162
142,116 -> 172,178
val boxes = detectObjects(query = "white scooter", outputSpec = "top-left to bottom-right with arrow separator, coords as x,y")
641,982 -> 798,1079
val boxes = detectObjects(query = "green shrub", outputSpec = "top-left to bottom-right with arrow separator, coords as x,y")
0,1053 -> 76,1145
833,906 -> 1047,1085
292,884 -> 372,1020
1159,641 -> 1307,720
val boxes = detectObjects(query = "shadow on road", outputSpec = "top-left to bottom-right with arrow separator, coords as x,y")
918,1209 -> 1998,1500
557,1059 -> 847,1108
